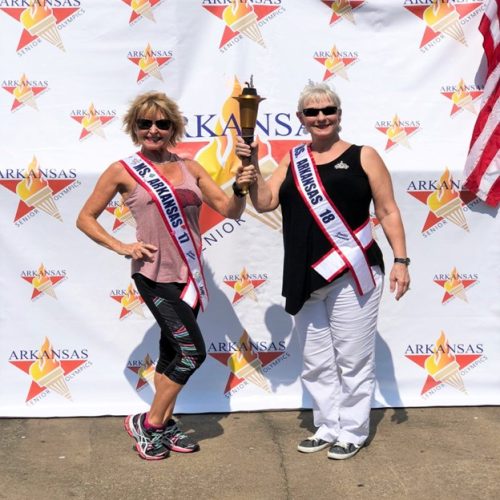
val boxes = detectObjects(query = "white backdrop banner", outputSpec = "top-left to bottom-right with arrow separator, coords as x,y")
1,0 -> 498,417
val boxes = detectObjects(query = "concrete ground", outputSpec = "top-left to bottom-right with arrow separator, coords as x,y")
1,407 -> 499,499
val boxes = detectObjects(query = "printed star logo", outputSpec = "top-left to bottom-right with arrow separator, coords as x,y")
405,1 -> 483,48
2,74 -> 49,112
110,284 -> 146,320
405,331 -> 482,395
433,267 -> 478,304
223,267 -> 267,304
0,157 -> 76,224
21,264 -> 66,300
128,43 -> 173,83
408,168 -> 475,233
9,337 -> 87,403
441,79 -> 483,117
121,0 -> 162,24
209,331 -> 285,395
127,354 -> 156,391
375,115 -> 421,151
0,2 -> 81,52
314,45 -> 359,81
321,1 -> 365,25
70,103 -> 116,140
203,0 -> 280,49
105,197 -> 136,232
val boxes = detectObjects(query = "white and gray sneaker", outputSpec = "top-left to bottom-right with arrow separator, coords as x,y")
297,437 -> 332,453
327,441 -> 361,460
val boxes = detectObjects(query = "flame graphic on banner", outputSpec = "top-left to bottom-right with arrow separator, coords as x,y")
331,0 -> 355,24
13,74 -> 37,109
387,114 -> 410,148
234,267 -> 257,301
139,43 -> 163,81
32,263 -> 57,299
114,197 -> 136,227
120,283 -> 145,317
131,0 -> 155,22
82,103 -> 105,138
223,0 -> 265,47
195,76 -> 282,232
325,45 -> 348,80
451,78 -> 476,114
16,156 -> 62,221
29,337 -> 72,399
138,353 -> 156,386
20,0 -> 65,51
227,331 -> 270,392
426,168 -> 469,231
423,0 -> 466,45
424,331 -> 467,393
443,267 -> 468,302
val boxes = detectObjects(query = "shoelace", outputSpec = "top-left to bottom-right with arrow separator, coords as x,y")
165,423 -> 188,443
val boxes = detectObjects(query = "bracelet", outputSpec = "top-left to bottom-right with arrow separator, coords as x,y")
394,257 -> 411,266
232,181 -> 246,198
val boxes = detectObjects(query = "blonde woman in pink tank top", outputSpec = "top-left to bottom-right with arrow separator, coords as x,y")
77,91 -> 256,461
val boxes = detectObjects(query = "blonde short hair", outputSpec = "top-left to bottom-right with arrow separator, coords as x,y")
123,91 -> 185,147
297,82 -> 341,112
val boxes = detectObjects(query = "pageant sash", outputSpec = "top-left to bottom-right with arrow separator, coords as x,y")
121,153 -> 208,310
290,144 -> 375,295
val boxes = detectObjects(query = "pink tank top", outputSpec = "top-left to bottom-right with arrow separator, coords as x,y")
125,158 -> 203,284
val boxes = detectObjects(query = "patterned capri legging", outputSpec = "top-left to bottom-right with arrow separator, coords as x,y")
133,273 -> 206,385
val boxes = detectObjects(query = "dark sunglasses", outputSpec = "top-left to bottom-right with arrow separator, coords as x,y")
136,118 -> 172,130
302,106 -> 338,117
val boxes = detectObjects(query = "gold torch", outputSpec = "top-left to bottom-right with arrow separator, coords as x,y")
233,76 -> 265,194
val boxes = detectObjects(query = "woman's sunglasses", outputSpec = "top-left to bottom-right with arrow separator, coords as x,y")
136,118 -> 172,130
302,106 -> 338,117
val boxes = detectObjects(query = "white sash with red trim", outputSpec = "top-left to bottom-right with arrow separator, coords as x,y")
121,153 -> 208,310
290,144 -> 376,295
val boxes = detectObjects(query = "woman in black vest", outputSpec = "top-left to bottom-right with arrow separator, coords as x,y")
236,82 -> 410,460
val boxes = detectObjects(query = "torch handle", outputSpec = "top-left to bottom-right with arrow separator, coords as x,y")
238,135 -> 254,195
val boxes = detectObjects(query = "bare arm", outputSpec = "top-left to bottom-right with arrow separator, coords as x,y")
185,160 -> 252,219
361,146 -> 410,300
235,137 -> 287,213
76,162 -> 157,260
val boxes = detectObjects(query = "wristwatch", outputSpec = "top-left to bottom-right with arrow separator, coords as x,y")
232,181 -> 246,198
394,257 -> 411,266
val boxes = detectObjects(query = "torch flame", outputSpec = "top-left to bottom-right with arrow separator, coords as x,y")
139,43 -> 156,68
451,78 -> 471,104
32,263 -> 51,288
444,267 -> 462,292
228,331 -> 259,372
13,74 -> 32,99
427,168 -> 459,210
195,77 -> 243,185
114,197 -> 130,218
121,283 -> 139,307
82,103 -> 101,128
332,0 -> 351,13
234,267 -> 254,294
325,45 -> 343,70
20,0 -> 53,29
15,156 -> 49,200
28,337 -> 61,381
387,114 -> 404,139
424,331 -> 456,375
424,0 -> 456,26
132,0 -> 150,10
223,0 -> 254,25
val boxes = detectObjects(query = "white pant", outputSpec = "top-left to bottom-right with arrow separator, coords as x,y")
294,267 -> 383,446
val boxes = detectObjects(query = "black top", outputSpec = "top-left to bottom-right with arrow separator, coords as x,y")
279,144 -> 384,315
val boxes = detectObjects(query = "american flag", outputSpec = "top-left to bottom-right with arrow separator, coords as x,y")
463,0 -> 499,207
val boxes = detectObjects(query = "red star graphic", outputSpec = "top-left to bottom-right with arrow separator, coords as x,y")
105,206 -> 126,231
407,189 -> 476,232
375,125 -> 420,151
202,3 -> 280,48
121,0 -> 162,24
0,178 -> 76,223
321,1 -> 365,25
441,89 -> 483,116
404,2 -> 483,48
70,115 -> 116,140
223,277 -> 267,303
313,55 -> 358,81
21,274 -> 66,300
2,85 -> 49,111
405,354 -> 481,394
433,278 -> 477,303
0,6 -> 80,52
209,351 -> 285,393
127,55 -> 173,83
10,359 -> 86,402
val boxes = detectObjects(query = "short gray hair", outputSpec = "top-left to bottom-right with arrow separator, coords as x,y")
297,82 -> 341,112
